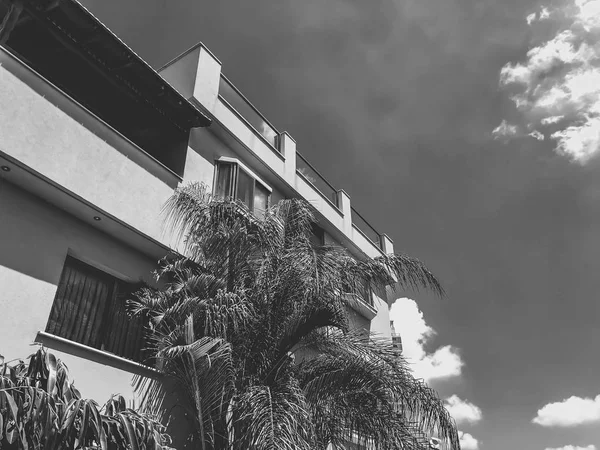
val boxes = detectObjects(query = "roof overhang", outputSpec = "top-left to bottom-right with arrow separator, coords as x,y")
1,0 -> 211,130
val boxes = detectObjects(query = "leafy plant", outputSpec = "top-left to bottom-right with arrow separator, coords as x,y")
131,182 -> 459,450
0,348 -> 172,449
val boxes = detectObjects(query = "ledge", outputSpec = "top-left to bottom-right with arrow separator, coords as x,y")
296,171 -> 344,216
344,293 -> 377,321
218,96 -> 285,160
352,224 -> 385,257
0,151 -> 173,261
35,332 -> 162,379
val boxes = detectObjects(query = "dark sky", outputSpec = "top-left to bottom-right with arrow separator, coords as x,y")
81,0 -> 600,448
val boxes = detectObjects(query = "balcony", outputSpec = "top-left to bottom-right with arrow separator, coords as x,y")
0,47 -> 178,254
218,74 -> 280,152
296,152 -> 340,209
159,43 -> 391,260
1,0 -> 209,177
344,292 -> 377,320
296,152 -> 385,253
351,207 -> 383,250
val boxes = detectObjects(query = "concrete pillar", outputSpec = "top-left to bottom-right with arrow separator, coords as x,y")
158,43 -> 223,114
279,131 -> 296,184
192,45 -> 222,113
381,234 -> 394,254
336,189 -> 352,236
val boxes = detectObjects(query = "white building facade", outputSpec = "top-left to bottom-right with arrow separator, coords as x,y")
0,0 -> 397,423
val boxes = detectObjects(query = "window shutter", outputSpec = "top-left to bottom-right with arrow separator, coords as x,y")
46,256 -> 146,363
46,257 -> 114,349
102,282 -> 145,363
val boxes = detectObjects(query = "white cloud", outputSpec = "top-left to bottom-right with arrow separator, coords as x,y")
389,298 -> 463,382
444,395 -> 483,425
576,0 -> 600,31
497,0 -> 600,163
526,6 -> 552,24
540,6 -> 552,20
492,119 -> 519,140
541,115 -> 564,125
459,431 -> 479,450
545,446 -> 596,450
529,129 -> 545,140
533,394 -> 600,427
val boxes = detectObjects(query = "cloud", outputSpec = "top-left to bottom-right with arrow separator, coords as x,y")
529,129 -> 545,140
533,394 -> 600,427
444,395 -> 483,425
492,119 -> 519,140
541,115 -> 564,125
459,431 -> 479,450
545,446 -> 596,450
498,0 -> 600,163
389,299 -> 463,382
526,6 -> 552,25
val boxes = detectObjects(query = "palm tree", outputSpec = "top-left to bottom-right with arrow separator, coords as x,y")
130,182 -> 459,450
0,347 -> 172,449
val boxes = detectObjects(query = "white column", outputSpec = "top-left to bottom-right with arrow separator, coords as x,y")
336,189 -> 352,236
192,45 -> 222,113
158,43 -> 223,114
278,131 -> 296,184
381,234 -> 394,254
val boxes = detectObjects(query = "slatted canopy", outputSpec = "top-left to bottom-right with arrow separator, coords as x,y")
1,0 -> 211,175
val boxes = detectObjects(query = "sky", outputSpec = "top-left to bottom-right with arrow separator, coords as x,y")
80,0 -> 600,449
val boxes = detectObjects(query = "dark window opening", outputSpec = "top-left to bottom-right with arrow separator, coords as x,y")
391,335 -> 403,353
310,224 -> 325,247
3,6 -> 190,175
45,256 -> 146,363
214,161 -> 270,218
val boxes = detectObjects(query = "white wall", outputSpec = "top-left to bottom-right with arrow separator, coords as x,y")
0,181 -> 157,402
0,51 -> 177,248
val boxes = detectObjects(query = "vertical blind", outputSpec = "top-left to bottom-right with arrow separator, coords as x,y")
46,256 -> 145,363
214,161 -> 270,217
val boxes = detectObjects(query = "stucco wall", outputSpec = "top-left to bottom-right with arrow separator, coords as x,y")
370,295 -> 392,339
0,50 -> 175,247
0,181 -> 158,402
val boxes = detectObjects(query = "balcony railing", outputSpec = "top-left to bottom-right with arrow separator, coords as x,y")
343,292 -> 376,320
218,73 -> 385,254
352,207 -> 383,250
218,74 -> 280,150
296,152 -> 339,208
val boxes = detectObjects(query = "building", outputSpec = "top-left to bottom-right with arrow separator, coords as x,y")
391,320 -> 403,354
0,0 -> 398,418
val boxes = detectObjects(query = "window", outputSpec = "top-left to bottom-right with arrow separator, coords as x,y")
342,277 -> 374,308
391,334 -> 403,353
214,160 -> 271,218
310,224 -> 325,247
45,256 -> 145,363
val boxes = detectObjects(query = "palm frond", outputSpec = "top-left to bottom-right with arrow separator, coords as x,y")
0,347 -> 171,449
233,376 -> 313,450
297,329 -> 459,449
373,253 -> 445,297
135,185 -> 457,449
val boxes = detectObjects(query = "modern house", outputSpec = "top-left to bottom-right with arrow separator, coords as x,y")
0,0 -> 399,422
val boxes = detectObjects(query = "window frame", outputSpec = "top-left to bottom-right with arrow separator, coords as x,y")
44,254 -> 146,364
213,157 -> 272,215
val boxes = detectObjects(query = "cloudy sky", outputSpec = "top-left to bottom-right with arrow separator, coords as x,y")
81,0 -> 600,448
